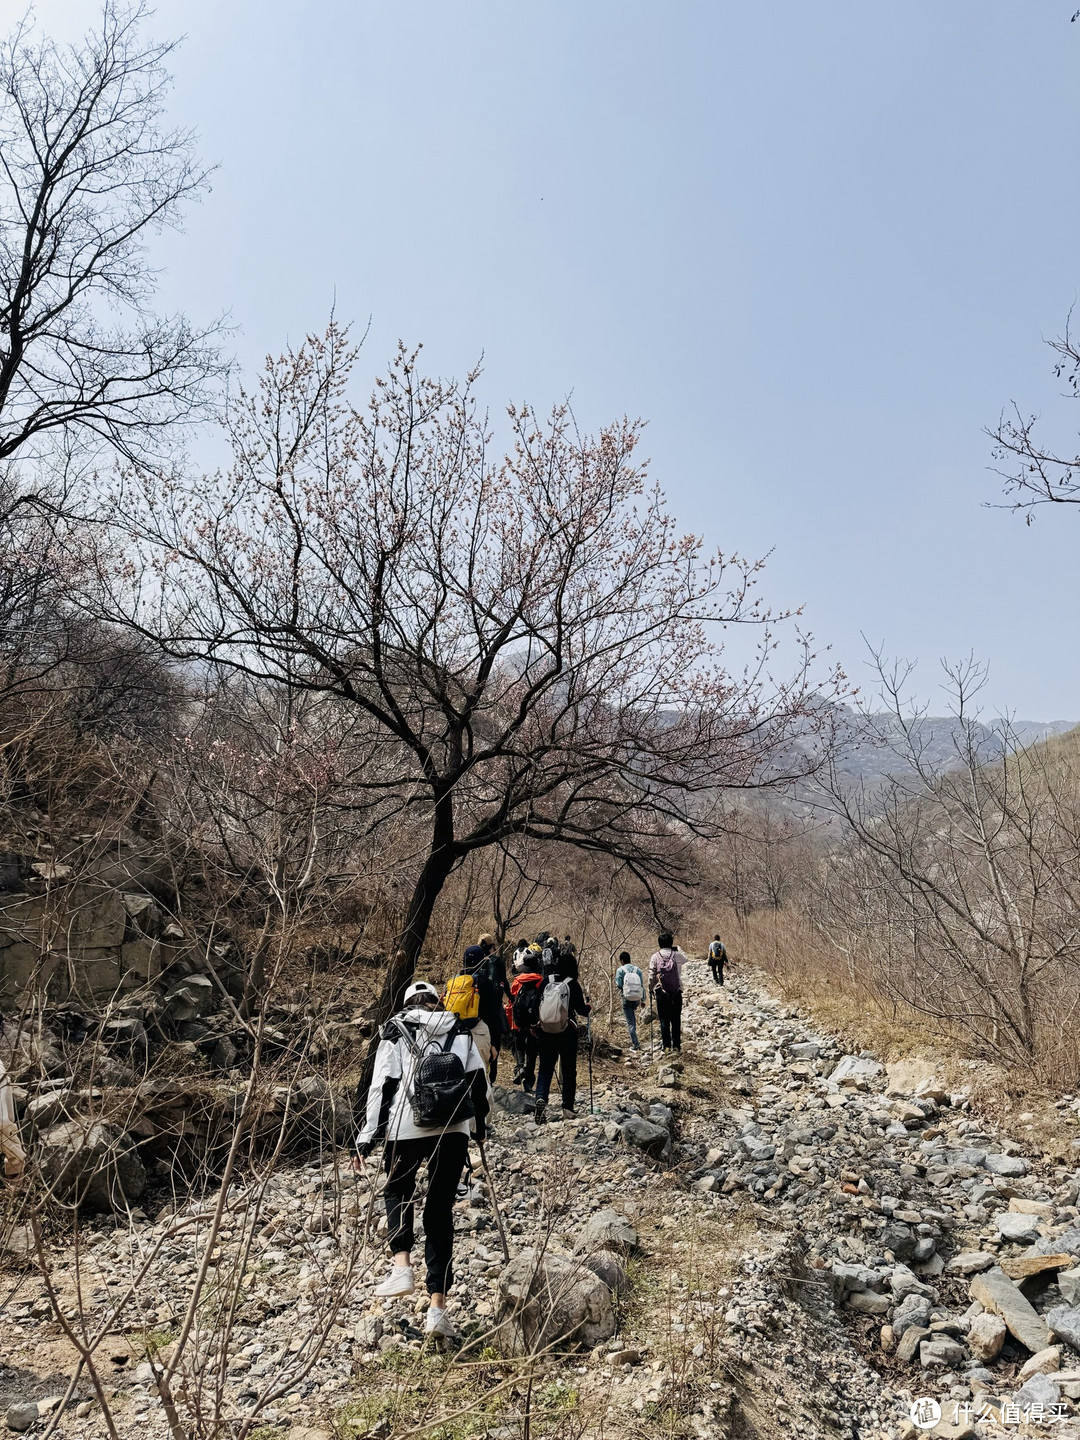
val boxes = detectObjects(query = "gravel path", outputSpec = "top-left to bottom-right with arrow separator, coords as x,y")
3,958 -> 1080,1440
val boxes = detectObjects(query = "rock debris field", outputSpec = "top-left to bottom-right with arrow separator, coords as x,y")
3,959 -> 1080,1439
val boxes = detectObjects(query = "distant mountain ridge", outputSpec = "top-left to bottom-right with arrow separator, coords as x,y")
829,711 -> 1077,787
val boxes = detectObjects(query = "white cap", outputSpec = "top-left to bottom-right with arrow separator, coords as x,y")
404,981 -> 440,1006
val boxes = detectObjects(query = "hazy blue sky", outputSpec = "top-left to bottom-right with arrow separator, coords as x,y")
44,1 -> 1080,716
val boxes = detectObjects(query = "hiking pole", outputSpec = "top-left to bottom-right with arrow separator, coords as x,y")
476,1139 -> 510,1263
586,1018 -> 595,1115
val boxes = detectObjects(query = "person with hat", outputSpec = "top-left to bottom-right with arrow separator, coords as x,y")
461,933 -> 510,1081
354,979 -> 489,1340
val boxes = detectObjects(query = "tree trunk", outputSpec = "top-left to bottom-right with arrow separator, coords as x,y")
357,795 -> 457,1096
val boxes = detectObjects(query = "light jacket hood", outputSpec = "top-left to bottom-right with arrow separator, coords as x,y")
399,1006 -> 457,1035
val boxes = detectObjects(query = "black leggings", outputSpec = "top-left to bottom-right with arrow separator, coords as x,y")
536,1026 -> 579,1110
655,991 -> 683,1049
514,1029 -> 539,1087
383,1132 -> 469,1294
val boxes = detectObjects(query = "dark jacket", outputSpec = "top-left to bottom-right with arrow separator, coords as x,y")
465,950 -> 509,1039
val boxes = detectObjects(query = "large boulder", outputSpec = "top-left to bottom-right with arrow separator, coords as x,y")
944,1148 -> 987,1169
619,1116 -> 670,1159
996,1212 -> 1042,1245
162,976 -> 215,1024
984,1153 -> 1029,1178
920,1336 -> 967,1369
970,1267 -> 1050,1354
880,1221 -> 917,1261
946,1252 -> 996,1276
1013,1372 -> 1061,1412
493,1086 -> 535,1116
101,1017 -> 149,1061
830,1055 -> 883,1087
22,1087 -> 73,1135
577,1208 -> 639,1256
582,1250 -> 628,1293
496,1250 -> 616,1354
38,1119 -> 146,1210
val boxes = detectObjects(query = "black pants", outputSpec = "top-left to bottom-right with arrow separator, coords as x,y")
383,1132 -> 469,1294
513,1029 -> 538,1088
655,991 -> 683,1049
709,959 -> 725,984
536,1026 -> 578,1110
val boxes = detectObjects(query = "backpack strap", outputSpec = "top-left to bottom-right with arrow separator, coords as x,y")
388,1016 -> 421,1055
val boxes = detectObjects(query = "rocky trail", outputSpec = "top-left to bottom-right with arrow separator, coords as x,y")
4,958 -> 1080,1440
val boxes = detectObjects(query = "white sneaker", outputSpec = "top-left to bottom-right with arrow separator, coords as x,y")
374,1265 -> 415,1298
425,1305 -> 456,1339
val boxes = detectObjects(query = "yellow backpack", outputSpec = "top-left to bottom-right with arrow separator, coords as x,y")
443,973 -> 479,1021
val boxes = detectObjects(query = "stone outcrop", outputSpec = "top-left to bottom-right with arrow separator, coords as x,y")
969,1267 -> 1051,1354
496,1250 -> 616,1354
37,1119 -> 146,1210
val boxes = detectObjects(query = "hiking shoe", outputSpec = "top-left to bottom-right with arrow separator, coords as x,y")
425,1306 -> 457,1340
374,1265 -> 415,1298
534,1099 -> 547,1124
561,1108 -> 576,1120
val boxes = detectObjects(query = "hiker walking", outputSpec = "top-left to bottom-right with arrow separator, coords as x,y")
354,980 -> 490,1341
614,951 -> 645,1050
707,934 -> 728,985
533,951 -> 590,1124
509,955 -> 545,1089
537,931 -> 560,972
455,934 -> 510,1082
511,938 -> 532,975
648,932 -> 685,1052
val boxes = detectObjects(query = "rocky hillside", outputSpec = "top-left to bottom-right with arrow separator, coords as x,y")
4,960 -> 1080,1440
830,713 -> 1077,788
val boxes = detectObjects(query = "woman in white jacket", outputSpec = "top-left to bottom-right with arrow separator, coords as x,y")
355,981 -> 489,1339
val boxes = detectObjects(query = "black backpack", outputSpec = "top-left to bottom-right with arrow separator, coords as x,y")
394,1020 -> 475,1130
512,976 -> 544,1032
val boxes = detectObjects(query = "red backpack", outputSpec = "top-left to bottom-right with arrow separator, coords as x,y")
510,972 -> 545,1032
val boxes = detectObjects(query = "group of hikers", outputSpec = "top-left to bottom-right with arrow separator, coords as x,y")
353,927 -> 730,1340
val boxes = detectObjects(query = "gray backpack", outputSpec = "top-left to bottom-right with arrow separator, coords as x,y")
538,978 -> 570,1033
